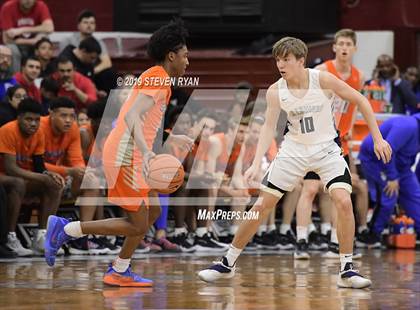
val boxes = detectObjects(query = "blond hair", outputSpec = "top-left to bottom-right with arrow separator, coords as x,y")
272,37 -> 308,61
334,29 -> 357,45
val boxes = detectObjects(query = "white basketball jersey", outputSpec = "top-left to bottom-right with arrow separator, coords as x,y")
278,69 -> 338,145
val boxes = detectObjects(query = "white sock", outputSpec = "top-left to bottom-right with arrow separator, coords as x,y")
64,221 -> 85,238
321,223 -> 332,235
340,253 -> 353,271
174,227 -> 187,236
358,225 -> 368,234
331,228 -> 338,244
38,229 -> 47,238
113,257 -> 131,273
296,226 -> 308,242
8,231 -> 16,238
196,227 -> 207,238
257,225 -> 267,236
268,224 -> 276,233
230,225 -> 239,235
225,244 -> 242,266
308,223 -> 316,235
280,224 -> 291,235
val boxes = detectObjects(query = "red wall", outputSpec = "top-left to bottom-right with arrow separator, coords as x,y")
0,0 -> 114,31
340,0 -> 420,69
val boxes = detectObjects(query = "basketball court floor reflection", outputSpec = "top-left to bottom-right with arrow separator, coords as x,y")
0,250 -> 418,309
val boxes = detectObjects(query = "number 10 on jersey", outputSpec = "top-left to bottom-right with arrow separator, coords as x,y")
300,116 -> 315,134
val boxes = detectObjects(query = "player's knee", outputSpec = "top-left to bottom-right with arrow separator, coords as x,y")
254,200 -> 275,214
12,178 -> 26,196
129,225 -> 147,236
302,187 -> 317,200
333,195 -> 352,213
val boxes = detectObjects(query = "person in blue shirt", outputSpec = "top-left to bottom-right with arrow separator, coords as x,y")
359,114 -> 420,241
0,45 -> 17,102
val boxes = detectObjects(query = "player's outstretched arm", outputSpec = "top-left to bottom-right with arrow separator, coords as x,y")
244,84 -> 281,183
319,71 -> 392,164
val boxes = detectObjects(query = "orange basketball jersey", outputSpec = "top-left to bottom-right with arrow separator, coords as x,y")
325,60 -> 361,155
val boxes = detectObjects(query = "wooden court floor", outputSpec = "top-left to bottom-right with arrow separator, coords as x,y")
0,250 -> 419,310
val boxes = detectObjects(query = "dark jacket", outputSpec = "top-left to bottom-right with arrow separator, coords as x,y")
390,79 -> 417,114
0,100 -> 17,127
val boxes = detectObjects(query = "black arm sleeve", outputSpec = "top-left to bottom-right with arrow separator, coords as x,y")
32,155 -> 46,173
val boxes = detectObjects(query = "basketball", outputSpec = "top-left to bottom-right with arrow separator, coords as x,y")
146,154 -> 185,194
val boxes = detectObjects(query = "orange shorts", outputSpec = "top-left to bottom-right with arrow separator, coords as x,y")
104,165 -> 150,212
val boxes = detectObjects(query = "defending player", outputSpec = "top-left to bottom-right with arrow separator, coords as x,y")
198,37 -> 391,289
44,20 -> 193,287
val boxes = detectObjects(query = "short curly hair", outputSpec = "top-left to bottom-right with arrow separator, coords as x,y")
147,19 -> 188,62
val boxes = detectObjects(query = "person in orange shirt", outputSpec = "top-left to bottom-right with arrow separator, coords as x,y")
0,98 -> 64,255
166,109 -> 219,252
294,29 -> 370,260
41,97 -> 112,255
239,116 -> 299,251
44,20 -> 193,287
205,118 -> 249,246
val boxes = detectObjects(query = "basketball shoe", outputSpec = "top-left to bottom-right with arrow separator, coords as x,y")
198,257 -> 235,282
44,216 -> 74,266
337,262 -> 371,289
103,264 -> 153,287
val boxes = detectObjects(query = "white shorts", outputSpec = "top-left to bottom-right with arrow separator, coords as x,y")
261,138 -> 352,197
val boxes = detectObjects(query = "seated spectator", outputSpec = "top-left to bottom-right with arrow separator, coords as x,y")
0,184 -> 17,258
14,56 -> 41,102
0,98 -> 64,254
0,85 -> 27,127
0,45 -> 17,102
34,37 -> 55,78
52,56 -> 97,112
39,77 -> 59,115
41,97 -> 114,255
59,37 -> 101,80
0,174 -> 29,256
367,55 -> 417,114
403,66 -> 420,114
77,109 -> 90,127
0,0 -> 54,73
59,10 -> 116,95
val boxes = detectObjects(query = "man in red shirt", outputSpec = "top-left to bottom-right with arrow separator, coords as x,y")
0,0 -> 54,72
52,57 -> 97,112
14,55 -> 41,102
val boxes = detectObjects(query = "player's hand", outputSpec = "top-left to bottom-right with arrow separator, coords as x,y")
169,134 -> 194,152
244,164 -> 261,185
68,167 -> 86,179
142,151 -> 156,177
43,172 -> 65,189
63,81 -> 76,92
343,130 -> 352,141
8,28 -> 23,38
373,138 -> 392,163
384,179 -> 399,197
232,191 -> 251,205
351,172 -> 360,183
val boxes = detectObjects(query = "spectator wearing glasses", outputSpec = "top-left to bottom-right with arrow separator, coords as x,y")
0,45 -> 17,102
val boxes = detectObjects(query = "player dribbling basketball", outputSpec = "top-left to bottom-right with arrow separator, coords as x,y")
43,20 -> 193,287
198,37 -> 392,289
